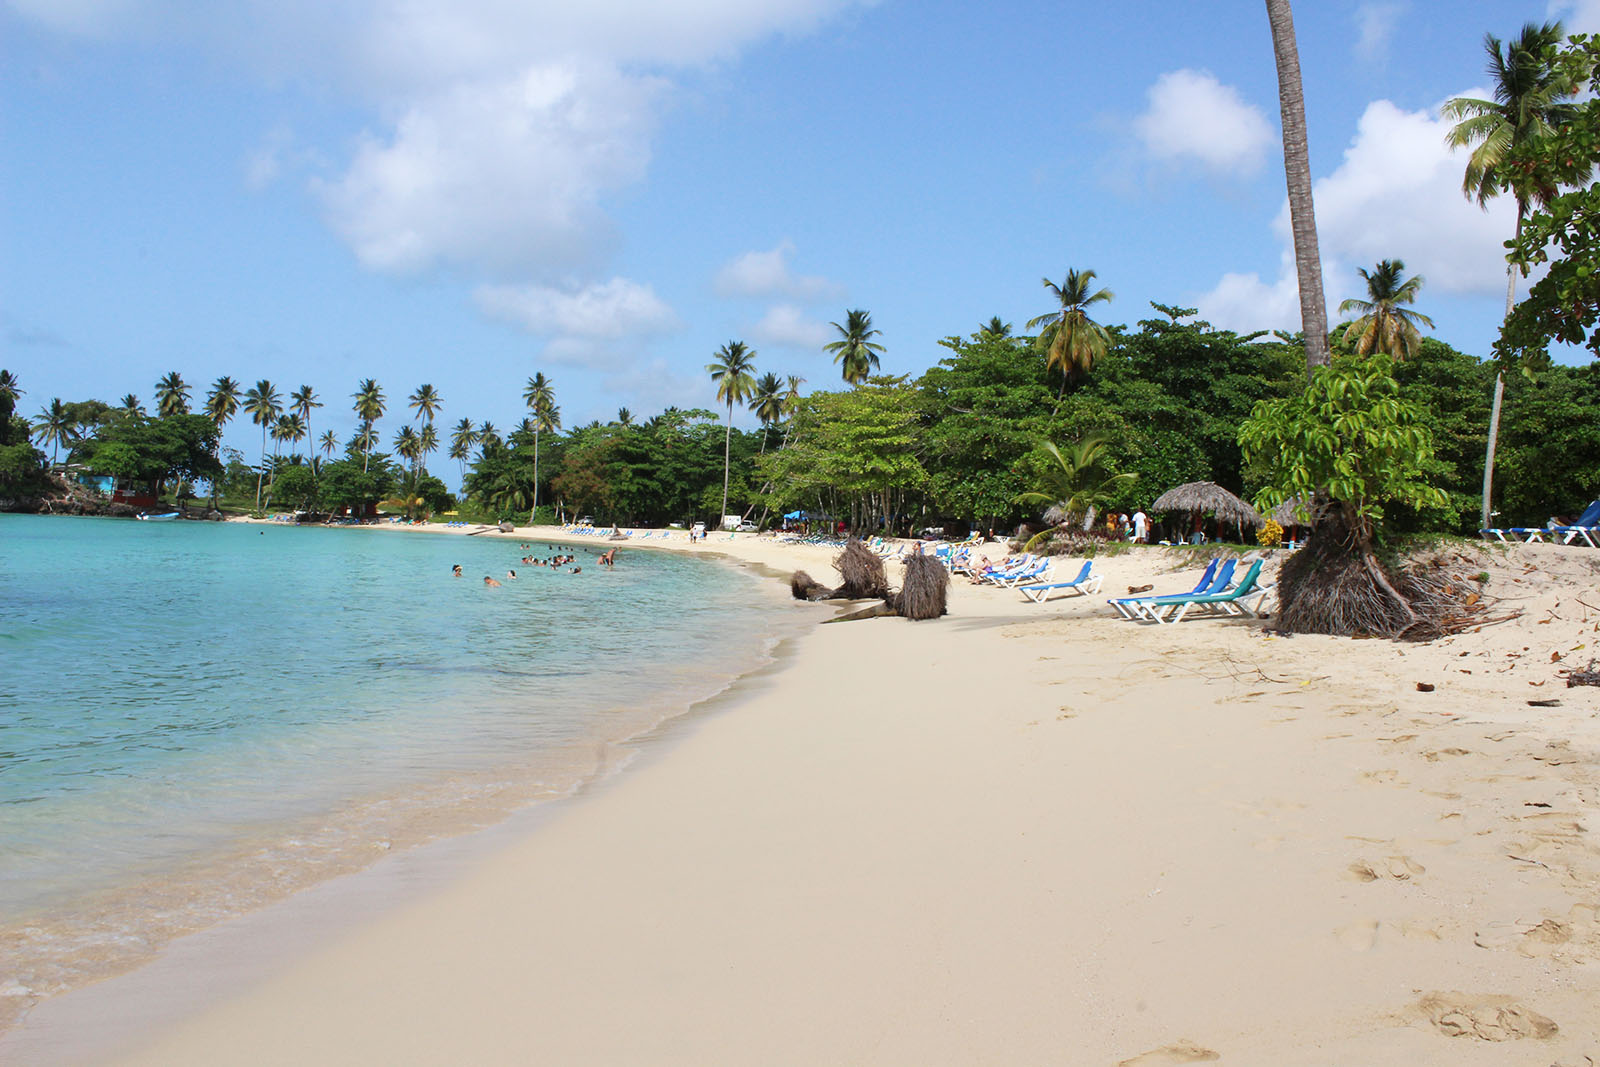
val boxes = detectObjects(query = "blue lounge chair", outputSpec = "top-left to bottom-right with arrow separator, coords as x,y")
1109,559 -> 1226,620
1550,499 -> 1600,547
1479,526 -> 1547,544
1018,560 -> 1102,602
1140,560 -> 1270,624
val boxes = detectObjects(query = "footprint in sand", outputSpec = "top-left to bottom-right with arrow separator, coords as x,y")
1336,919 -> 1443,950
1414,992 -> 1558,1041
1360,768 -> 1401,785
1424,747 -> 1473,761
1346,856 -> 1425,882
1116,1041 -> 1220,1066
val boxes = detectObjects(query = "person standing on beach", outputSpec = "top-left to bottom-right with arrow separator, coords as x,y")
1132,509 -> 1148,543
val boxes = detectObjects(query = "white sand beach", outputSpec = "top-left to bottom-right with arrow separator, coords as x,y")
5,530 -> 1600,1064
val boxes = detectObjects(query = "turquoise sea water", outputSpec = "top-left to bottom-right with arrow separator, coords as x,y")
0,514 -> 790,1003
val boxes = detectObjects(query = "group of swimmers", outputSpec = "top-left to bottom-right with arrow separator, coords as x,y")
452,543 -> 617,587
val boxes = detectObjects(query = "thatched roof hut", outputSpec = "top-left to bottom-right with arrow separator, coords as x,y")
1150,481 -> 1264,528
1269,495 -> 1314,527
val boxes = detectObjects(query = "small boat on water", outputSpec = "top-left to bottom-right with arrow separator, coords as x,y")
136,511 -> 181,522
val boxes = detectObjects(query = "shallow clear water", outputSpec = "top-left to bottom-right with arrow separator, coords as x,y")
0,514 -> 789,1000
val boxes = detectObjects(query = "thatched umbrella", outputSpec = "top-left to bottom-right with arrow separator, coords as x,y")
1150,481 -> 1263,543
1269,495 -> 1314,528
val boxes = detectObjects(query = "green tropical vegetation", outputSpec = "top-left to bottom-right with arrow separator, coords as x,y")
2,17 -> 1597,634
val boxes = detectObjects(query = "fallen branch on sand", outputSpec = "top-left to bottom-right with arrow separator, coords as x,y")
1567,658 -> 1600,688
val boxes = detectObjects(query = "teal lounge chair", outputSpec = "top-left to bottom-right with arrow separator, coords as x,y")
1110,559 -> 1227,620
1141,560 -> 1270,624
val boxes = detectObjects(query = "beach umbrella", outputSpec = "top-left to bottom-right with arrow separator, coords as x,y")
1150,481 -> 1264,542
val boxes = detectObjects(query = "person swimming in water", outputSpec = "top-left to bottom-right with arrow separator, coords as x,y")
598,549 -> 616,567
507,569 -> 518,579
452,564 -> 463,577
484,575 -> 501,587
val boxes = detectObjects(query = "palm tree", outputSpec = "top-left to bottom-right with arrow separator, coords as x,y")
393,425 -> 421,488
977,316 -> 1013,341
477,421 -> 501,453
1442,21 -> 1583,317
408,383 -> 442,426
1027,269 -> 1115,403
707,340 -> 758,525
449,417 -> 478,482
417,422 -> 438,477
1338,260 -> 1435,359
204,376 -> 240,428
289,386 -> 322,469
352,379 -> 385,472
274,413 -> 306,461
0,369 -> 22,404
154,372 -> 191,417
118,394 -> 145,418
824,309 -> 885,385
1265,0 -> 1332,372
616,406 -> 633,427
33,398 -> 77,465
242,380 -> 282,509
522,372 -> 557,519
1014,435 -> 1138,544
318,429 -> 339,462
749,371 -> 784,454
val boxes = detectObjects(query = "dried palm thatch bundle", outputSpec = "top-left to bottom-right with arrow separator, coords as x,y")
833,538 -> 889,600
790,570 -> 833,601
890,553 -> 949,620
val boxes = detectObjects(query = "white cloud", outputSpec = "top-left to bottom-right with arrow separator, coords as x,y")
1550,0 -> 1600,35
748,304 -> 832,349
1196,94 -> 1518,333
714,240 -> 842,301
475,277 -> 678,339
1354,3 -> 1403,64
315,62 -> 661,277
1133,69 -> 1274,176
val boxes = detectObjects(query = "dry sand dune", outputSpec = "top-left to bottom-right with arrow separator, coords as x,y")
5,530 -> 1599,1065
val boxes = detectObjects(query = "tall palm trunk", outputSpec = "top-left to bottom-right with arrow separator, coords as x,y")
1265,0 -> 1330,373
720,402 -> 732,526
255,423 -> 268,509
532,429 -> 540,524
1506,201 -> 1525,318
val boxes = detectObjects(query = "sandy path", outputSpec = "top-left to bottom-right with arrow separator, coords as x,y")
5,535 -> 1599,1064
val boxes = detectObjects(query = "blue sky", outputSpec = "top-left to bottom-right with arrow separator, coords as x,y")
3,0 -> 1592,481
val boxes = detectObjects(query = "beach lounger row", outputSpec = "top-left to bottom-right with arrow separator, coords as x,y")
1106,558 -> 1274,624
1481,499 -> 1600,547
1016,559 -> 1102,602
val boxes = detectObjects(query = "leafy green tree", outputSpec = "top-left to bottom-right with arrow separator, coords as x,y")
1240,354 -> 1448,632
1497,33 -> 1600,359
205,376 -> 240,429
242,380 -> 281,509
154,372 -> 190,417
269,463 -> 318,511
0,386 -> 47,495
707,340 -> 757,523
1265,0 -> 1331,370
1442,21 -> 1584,316
1338,260 -> 1434,360
352,378 -> 385,472
80,413 -> 223,499
319,456 -> 396,516
33,398 -> 77,465
1027,269 -> 1115,401
824,309 -> 885,385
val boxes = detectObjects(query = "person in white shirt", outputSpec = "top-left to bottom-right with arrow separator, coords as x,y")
1132,509 -> 1148,543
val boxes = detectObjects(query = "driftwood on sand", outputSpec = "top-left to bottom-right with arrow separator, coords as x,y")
791,538 -> 948,621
